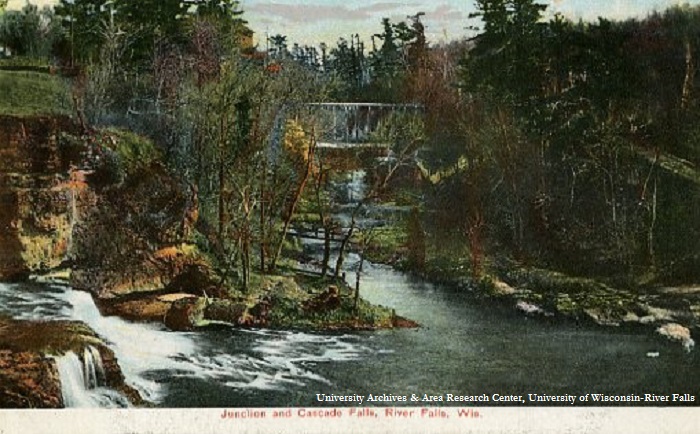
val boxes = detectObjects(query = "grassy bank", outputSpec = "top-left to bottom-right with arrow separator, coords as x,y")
0,70 -> 71,116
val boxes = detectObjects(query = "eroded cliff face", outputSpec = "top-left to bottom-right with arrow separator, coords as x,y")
0,116 -> 83,280
69,161 -> 209,299
0,116 -> 212,297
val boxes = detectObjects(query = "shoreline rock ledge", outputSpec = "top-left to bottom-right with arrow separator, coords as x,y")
0,316 -> 143,408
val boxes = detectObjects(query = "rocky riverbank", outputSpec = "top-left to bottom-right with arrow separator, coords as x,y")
0,316 -> 142,407
91,272 -> 417,332
361,222 -> 697,350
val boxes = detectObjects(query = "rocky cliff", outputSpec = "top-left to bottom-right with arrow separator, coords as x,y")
0,115 -> 83,280
0,115 -> 219,300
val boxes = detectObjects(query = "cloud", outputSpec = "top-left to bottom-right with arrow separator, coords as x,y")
428,4 -> 465,22
246,2 -> 414,24
7,0 -> 57,10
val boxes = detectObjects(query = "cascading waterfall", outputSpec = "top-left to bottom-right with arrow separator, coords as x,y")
55,351 -> 93,408
346,170 -> 366,203
82,346 -> 106,390
54,345 -> 127,408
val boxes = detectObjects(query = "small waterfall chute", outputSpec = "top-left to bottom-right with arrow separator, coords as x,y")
83,346 -> 106,389
54,345 -> 127,408
55,351 -> 94,408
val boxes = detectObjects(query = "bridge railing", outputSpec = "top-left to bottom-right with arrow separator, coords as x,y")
307,103 -> 424,147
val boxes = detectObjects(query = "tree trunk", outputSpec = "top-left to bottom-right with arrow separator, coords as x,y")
269,133 -> 317,272
259,152 -> 267,273
467,210 -> 485,279
321,225 -> 332,277
682,39 -> 694,110
648,177 -> 658,266
334,223 -> 355,279
218,115 -> 227,238
354,255 -> 364,311
334,202 -> 362,279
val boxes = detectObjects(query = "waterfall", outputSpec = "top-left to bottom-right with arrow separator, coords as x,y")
83,346 -> 106,389
54,345 -> 126,408
346,170 -> 366,204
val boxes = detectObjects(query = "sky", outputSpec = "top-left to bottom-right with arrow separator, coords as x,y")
7,0 -> 700,46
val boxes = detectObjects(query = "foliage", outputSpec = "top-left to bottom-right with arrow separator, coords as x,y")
188,56 -> 329,289
100,128 -> 161,172
55,0 -> 251,66
0,3 -> 63,59
430,0 -> 700,284
54,0 -> 112,63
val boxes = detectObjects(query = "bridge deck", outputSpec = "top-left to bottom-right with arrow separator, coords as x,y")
309,102 -> 424,148
316,141 -> 389,149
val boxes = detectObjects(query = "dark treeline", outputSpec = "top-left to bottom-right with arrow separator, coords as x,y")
270,0 -> 700,286
431,1 -> 700,285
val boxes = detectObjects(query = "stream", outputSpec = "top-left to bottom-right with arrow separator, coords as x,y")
1,256 -> 698,407
1,170 -> 698,407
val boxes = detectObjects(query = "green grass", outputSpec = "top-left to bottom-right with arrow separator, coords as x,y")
101,127 -> 162,171
0,70 -> 71,116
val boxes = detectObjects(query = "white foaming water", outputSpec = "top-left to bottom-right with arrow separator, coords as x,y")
0,283 -> 200,402
83,346 -> 105,389
55,351 -> 95,407
171,329 -> 375,392
331,169 -> 366,205
0,283 -> 379,403
54,346 -> 130,408
62,289 -> 200,402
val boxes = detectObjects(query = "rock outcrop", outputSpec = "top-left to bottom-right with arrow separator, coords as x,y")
0,350 -> 63,408
0,316 -> 142,407
0,115 -> 83,280
0,115 -> 218,300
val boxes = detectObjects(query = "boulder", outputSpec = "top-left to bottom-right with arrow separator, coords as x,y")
304,285 -> 341,312
203,300 -> 247,325
516,300 -> 552,317
657,323 -> 695,351
492,280 -> 517,296
164,297 -> 207,331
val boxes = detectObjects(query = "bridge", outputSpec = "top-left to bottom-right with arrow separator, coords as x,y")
307,103 -> 424,149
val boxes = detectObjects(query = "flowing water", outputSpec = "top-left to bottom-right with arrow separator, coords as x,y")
1,269 -> 698,408
1,171 -> 698,407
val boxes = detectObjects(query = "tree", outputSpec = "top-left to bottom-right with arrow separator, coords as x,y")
462,0 -> 547,103
188,0 -> 247,46
55,0 -> 112,63
327,35 -> 365,99
267,33 -> 288,60
114,0 -> 188,64
190,57 -> 328,290
0,3 -> 62,58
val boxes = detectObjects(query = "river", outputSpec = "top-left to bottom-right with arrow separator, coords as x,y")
1,258 -> 698,407
1,170 -> 698,407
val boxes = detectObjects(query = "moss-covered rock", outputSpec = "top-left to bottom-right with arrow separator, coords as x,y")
203,300 -> 248,325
